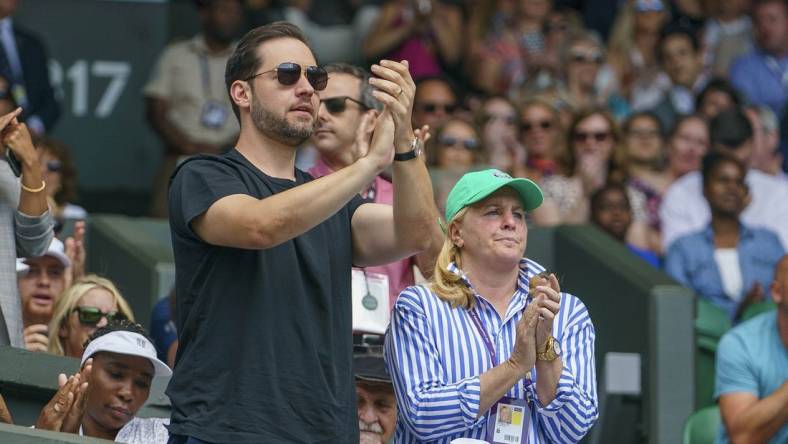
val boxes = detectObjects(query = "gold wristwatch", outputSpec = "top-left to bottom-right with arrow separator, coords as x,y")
536,336 -> 561,361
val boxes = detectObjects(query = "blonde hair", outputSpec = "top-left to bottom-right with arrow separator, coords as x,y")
47,274 -> 135,356
430,208 -> 477,310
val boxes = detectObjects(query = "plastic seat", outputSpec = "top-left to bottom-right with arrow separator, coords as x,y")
695,299 -> 731,340
682,405 -> 721,444
695,299 -> 730,409
741,301 -> 776,321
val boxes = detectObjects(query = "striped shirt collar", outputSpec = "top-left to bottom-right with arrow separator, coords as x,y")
446,258 -> 536,315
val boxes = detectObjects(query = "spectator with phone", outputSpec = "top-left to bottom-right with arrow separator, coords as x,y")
0,107 -> 53,349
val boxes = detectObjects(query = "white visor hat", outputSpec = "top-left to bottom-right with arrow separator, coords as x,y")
81,330 -> 172,377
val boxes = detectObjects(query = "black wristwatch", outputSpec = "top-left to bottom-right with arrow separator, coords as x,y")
394,137 -> 423,161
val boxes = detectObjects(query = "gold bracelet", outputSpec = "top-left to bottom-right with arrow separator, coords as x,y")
21,180 -> 46,193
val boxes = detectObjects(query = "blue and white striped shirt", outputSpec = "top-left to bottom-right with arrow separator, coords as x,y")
385,258 -> 598,443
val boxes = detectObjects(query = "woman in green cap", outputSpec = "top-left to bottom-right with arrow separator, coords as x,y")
385,168 -> 598,443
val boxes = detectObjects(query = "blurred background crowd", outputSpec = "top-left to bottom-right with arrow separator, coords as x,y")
1,0 -> 787,442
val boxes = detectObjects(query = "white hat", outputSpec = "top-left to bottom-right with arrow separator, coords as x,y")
15,258 -> 29,275
19,238 -> 71,269
81,330 -> 172,377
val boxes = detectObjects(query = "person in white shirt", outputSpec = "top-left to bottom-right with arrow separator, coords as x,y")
660,107 -> 788,251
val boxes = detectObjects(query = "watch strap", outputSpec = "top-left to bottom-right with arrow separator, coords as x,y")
393,149 -> 418,161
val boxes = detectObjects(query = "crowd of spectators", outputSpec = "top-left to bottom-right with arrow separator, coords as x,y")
0,0 -> 786,442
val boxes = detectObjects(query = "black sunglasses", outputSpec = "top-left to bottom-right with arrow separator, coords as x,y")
570,52 -> 603,64
420,102 -> 457,114
522,120 -> 552,132
46,160 -> 62,173
321,96 -> 367,114
439,135 -> 479,150
247,62 -> 328,91
573,131 -> 610,143
73,306 -> 126,326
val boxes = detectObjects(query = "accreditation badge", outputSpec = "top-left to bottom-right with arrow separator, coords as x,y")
351,269 -> 390,334
486,397 -> 530,444
199,100 -> 229,129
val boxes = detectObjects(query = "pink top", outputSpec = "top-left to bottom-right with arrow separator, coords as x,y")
309,158 -> 415,309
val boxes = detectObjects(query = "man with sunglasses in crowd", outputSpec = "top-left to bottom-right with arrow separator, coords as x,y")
166,22 -> 437,443
309,63 -> 441,315
412,76 -> 458,131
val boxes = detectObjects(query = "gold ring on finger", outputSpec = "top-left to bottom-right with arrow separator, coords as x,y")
397,88 -> 404,97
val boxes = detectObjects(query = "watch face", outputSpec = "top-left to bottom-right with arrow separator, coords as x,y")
553,340 -> 562,356
412,137 -> 424,157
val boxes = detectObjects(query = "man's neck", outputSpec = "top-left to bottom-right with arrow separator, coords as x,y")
236,126 -> 297,180
320,148 -> 354,172
463,258 -> 520,316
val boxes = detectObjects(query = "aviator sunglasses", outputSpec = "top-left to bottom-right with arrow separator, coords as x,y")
246,62 -> 328,91
72,306 -> 126,326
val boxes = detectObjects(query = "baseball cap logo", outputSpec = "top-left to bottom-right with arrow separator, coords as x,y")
492,170 -> 511,179
136,337 -> 147,348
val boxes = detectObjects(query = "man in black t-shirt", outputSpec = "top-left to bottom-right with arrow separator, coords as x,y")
166,22 -> 437,443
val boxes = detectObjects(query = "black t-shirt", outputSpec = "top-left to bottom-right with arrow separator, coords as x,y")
166,149 -> 364,443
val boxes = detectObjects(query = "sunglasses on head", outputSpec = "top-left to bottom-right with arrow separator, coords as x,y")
522,120 -> 552,132
439,135 -> 479,150
73,306 -> 126,326
420,102 -> 457,114
247,62 -> 328,91
320,96 -> 367,115
573,131 -> 610,143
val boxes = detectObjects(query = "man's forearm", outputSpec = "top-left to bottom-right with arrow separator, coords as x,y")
214,157 -> 381,250
392,154 -> 436,253
729,383 -> 788,444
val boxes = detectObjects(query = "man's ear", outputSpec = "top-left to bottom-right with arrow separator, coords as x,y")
230,80 -> 251,112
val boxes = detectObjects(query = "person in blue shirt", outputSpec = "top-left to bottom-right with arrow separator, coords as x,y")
665,151 -> 785,320
729,0 -> 788,121
715,255 -> 788,444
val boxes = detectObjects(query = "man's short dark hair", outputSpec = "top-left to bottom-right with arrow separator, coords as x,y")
709,107 -> 753,149
225,21 -> 311,120
701,151 -> 747,186
658,23 -> 700,58
324,63 -> 382,111
695,78 -> 742,111
414,76 -> 459,103
84,319 -> 154,349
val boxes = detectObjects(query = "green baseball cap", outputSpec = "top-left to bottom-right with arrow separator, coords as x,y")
444,169 -> 543,222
